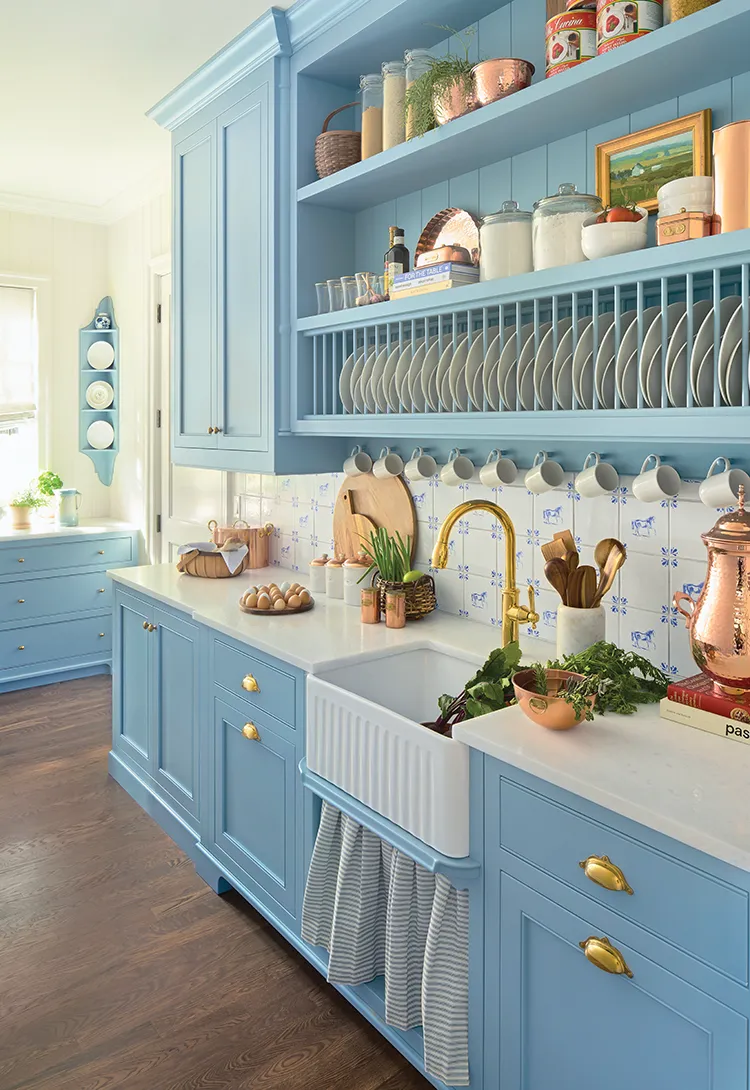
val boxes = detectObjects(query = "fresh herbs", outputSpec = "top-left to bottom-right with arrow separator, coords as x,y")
525,665 -> 598,723
433,642 -> 522,734
404,26 -> 479,138
11,471 -> 63,509
549,641 -> 668,715
358,527 -> 413,584
37,471 -> 63,497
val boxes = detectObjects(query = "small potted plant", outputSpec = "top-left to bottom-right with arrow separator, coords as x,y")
36,470 -> 63,521
9,484 -> 43,530
359,527 -> 436,621
404,26 -> 479,136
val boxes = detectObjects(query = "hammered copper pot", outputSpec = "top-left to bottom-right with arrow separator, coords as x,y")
472,59 -> 535,107
433,80 -> 477,125
674,487 -> 750,694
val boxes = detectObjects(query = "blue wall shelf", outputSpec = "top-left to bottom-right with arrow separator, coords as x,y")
79,296 -> 118,487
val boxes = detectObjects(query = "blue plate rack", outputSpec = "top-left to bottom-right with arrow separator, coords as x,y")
79,296 -> 118,486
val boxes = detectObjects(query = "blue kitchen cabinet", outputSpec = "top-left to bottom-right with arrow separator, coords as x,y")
112,590 -> 153,775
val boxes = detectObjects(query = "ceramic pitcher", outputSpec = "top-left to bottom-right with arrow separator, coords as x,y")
56,488 -> 82,528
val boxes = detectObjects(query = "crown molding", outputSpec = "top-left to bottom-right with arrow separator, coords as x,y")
148,7 -> 290,132
285,0 -> 370,53
0,164 -> 170,227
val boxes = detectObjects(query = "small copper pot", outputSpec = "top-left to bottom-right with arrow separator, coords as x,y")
433,79 -> 477,125
513,669 -> 595,731
472,58 -> 535,107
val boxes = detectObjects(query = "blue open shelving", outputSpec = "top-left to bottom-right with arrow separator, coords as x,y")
79,296 -> 118,487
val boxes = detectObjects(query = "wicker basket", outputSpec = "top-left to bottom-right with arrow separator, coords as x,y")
315,102 -> 361,179
176,550 -> 243,579
374,574 -> 437,622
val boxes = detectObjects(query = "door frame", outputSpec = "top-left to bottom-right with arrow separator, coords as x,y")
146,253 -> 171,563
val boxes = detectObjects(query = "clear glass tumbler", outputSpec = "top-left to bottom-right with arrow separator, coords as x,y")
341,276 -> 358,308
327,279 -> 345,311
315,282 -> 329,315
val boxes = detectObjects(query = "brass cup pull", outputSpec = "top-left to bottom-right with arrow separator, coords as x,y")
579,855 -> 633,895
579,936 -> 633,979
242,723 -> 260,741
242,674 -> 260,693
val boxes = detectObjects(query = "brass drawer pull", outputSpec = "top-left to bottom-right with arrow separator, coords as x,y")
579,936 -> 633,979
148,623 -> 157,632
242,673 -> 260,693
242,723 -> 260,741
17,558 -> 24,563
17,599 -> 25,604
98,588 -> 106,594
17,645 -> 25,651
98,633 -> 106,638
143,620 -> 150,630
98,550 -> 105,555
579,855 -> 633,895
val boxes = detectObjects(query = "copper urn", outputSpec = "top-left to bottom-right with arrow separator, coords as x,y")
674,486 -> 750,694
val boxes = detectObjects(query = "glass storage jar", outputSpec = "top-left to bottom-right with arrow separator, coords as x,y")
532,182 -> 603,271
382,61 -> 406,150
360,73 -> 383,160
480,200 -> 533,281
405,49 -> 433,140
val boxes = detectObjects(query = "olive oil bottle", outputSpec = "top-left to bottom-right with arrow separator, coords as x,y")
384,226 -> 410,296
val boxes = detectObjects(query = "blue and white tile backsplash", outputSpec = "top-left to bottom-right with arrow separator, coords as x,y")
236,470 -> 720,679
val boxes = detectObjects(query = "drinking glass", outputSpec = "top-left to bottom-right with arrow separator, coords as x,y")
315,283 -> 329,315
327,279 -> 344,312
341,276 -> 358,308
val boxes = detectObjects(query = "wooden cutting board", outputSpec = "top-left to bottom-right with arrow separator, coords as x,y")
333,475 -> 417,560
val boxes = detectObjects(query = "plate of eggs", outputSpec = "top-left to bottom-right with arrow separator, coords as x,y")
239,581 -> 314,615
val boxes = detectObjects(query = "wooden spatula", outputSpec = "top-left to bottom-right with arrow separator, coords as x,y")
541,538 -> 569,564
554,530 -> 577,555
544,558 -> 569,605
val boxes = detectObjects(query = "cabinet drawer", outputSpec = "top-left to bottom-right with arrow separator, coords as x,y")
213,638 -> 296,727
1,571 -> 111,623
0,535 -> 132,576
0,615 -> 111,667
498,777 -> 749,984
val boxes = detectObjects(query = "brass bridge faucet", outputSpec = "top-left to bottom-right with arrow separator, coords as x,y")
432,501 -> 539,648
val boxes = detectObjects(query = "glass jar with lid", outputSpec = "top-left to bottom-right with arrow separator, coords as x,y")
360,73 -> 383,160
532,182 -> 603,271
480,200 -> 533,281
382,61 -> 406,150
405,49 -> 433,139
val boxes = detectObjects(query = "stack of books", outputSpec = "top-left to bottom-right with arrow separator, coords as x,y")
390,263 -> 480,299
660,673 -> 750,746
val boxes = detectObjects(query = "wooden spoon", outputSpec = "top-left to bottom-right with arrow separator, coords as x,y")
593,541 -> 627,606
578,565 -> 599,609
594,538 -> 623,580
544,558 -> 569,605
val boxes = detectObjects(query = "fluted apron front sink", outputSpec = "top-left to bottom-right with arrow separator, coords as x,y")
307,647 -> 480,858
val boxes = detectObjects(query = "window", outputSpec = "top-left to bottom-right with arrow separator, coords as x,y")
0,286 -> 38,504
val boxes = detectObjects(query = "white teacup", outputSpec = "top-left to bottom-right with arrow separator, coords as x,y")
479,449 -> 518,487
441,448 -> 475,487
344,445 -> 372,477
575,452 -> 620,499
405,447 -> 438,483
632,455 -> 681,503
699,457 -> 750,509
525,451 -> 565,495
373,446 -> 404,479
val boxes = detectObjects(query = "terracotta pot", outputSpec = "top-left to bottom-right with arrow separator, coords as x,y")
513,669 -> 596,730
433,79 -> 477,125
9,505 -> 32,530
472,58 -> 535,107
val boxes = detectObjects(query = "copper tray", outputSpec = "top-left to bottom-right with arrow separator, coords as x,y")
239,599 -> 314,617
415,208 -> 480,268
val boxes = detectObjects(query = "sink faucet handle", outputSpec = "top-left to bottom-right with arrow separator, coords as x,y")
527,585 -> 539,630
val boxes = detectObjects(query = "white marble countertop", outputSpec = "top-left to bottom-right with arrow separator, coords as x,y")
455,704 -> 750,872
0,518 -> 134,543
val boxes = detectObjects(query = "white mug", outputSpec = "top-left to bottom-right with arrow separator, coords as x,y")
632,455 -> 681,503
479,449 -> 518,488
405,447 -> 438,482
373,446 -> 404,479
441,448 -> 475,487
575,452 -> 620,499
525,451 -> 565,495
699,457 -> 750,509
344,445 -> 372,477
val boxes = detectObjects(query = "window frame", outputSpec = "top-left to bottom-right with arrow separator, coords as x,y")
0,272 -> 51,474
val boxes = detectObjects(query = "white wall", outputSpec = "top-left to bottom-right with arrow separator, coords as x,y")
0,211 -> 110,518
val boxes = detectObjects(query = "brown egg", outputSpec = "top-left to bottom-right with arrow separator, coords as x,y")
247,585 -> 258,596
270,588 -> 281,599
290,583 -> 300,593
299,589 -> 311,605
273,597 -> 287,611
245,593 -> 258,609
258,585 -> 269,596
256,593 -> 271,611
284,589 -> 295,602
288,594 -> 302,609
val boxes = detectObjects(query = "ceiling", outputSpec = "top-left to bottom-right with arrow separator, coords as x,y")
0,0 -> 295,221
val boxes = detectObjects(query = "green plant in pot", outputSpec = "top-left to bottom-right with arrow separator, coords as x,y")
36,470 -> 63,520
404,26 -> 479,137
9,483 -> 44,530
358,527 -> 436,621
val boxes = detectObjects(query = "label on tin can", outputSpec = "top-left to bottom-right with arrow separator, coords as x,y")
596,0 -> 663,54
546,11 -> 597,78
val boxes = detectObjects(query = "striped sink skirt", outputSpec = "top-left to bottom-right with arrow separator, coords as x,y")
301,801 -> 470,1086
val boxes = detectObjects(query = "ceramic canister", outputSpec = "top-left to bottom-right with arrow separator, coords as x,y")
309,553 -> 329,594
344,556 -> 370,606
325,557 -> 345,599
714,121 -> 750,235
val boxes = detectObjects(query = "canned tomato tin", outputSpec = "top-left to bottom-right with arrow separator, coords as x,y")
566,0 -> 596,9
596,0 -> 663,55
546,10 -> 597,78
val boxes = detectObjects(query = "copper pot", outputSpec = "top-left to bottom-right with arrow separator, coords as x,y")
513,669 -> 595,730
714,121 -> 750,234
674,486 -> 750,694
433,79 -> 477,125
472,58 -> 535,107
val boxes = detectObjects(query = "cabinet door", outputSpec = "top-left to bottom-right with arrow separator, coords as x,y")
216,83 -> 270,453
173,120 -> 217,450
152,606 -> 200,825
112,594 -> 152,774
492,874 -> 747,1090
211,696 -> 296,915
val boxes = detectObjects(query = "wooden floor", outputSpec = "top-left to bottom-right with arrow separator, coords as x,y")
0,676 -> 429,1090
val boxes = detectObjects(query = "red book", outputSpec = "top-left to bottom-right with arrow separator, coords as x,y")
667,674 -> 750,722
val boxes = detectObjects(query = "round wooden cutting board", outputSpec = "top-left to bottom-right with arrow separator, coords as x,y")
333,474 -> 417,560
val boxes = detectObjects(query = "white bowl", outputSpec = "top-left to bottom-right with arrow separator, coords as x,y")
657,176 -> 713,203
581,207 -> 648,261
659,197 -> 714,217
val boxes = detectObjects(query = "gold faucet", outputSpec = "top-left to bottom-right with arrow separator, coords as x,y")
432,501 -> 539,648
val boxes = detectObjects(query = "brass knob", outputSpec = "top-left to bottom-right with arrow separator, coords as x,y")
98,633 -> 105,638
242,723 -> 260,741
18,645 -> 25,650
98,550 -> 105,555
17,599 -> 25,604
98,588 -> 106,593
579,936 -> 633,979
143,621 -> 150,630
17,558 -> 24,563
208,426 -> 213,434
148,623 -> 158,632
242,674 -> 260,693
579,855 -> 633,895
215,426 -> 222,433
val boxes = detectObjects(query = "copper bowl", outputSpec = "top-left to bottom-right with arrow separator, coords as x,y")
472,59 -> 535,107
513,669 -> 595,731
433,80 -> 477,125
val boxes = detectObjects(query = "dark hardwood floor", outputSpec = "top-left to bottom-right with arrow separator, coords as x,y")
0,676 -> 429,1090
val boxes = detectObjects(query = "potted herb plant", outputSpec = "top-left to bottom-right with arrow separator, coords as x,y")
9,484 -> 44,530
36,470 -> 63,521
359,527 -> 436,621
404,27 -> 479,136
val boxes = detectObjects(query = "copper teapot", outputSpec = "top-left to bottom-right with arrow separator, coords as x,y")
674,486 -> 750,695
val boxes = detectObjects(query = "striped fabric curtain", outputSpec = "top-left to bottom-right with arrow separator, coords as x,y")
302,802 -> 470,1086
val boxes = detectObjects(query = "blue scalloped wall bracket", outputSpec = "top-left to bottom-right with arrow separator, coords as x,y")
79,296 -> 119,487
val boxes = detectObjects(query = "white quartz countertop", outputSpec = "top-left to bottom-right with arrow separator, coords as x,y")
455,705 -> 750,872
0,518 -> 134,543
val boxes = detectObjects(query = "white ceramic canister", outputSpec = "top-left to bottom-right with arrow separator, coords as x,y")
325,557 -> 345,599
556,604 -> 606,659
309,553 -> 329,594
532,183 -> 603,271
480,201 -> 533,281
344,556 -> 370,606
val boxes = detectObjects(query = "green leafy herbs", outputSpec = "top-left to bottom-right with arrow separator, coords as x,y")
527,665 -> 598,723
432,642 -> 522,734
37,471 -> 63,497
549,641 -> 668,715
404,26 -> 479,139
358,527 -> 412,585
10,470 -> 63,508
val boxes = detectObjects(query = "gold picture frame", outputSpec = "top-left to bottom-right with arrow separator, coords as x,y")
595,110 -> 712,213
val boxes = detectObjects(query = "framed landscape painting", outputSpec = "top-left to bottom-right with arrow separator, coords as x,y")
596,110 -> 712,213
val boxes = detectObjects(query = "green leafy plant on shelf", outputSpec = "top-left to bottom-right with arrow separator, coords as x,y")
37,471 -> 63,498
358,527 -> 413,584
404,25 -> 479,139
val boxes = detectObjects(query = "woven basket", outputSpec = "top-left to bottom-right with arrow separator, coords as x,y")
176,550 -> 243,579
374,574 -> 437,622
315,102 -> 361,179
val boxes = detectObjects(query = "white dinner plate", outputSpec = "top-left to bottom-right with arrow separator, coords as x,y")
435,337 -> 464,411
393,341 -> 421,412
724,339 -> 745,407
365,346 -> 389,413
85,380 -> 114,409
352,348 -> 376,414
449,337 -> 471,411
595,311 -> 636,408
552,318 -> 589,409
718,299 -> 749,403
87,340 -> 115,370
465,335 -> 487,410
87,419 -> 115,449
690,296 -> 740,405
667,344 -> 688,407
517,322 -> 552,411
619,350 -> 640,409
533,320 -> 571,411
359,347 -> 380,413
421,340 -> 443,412
615,306 -> 660,407
639,302 -> 686,407
497,323 -> 534,410
407,340 -> 434,412
572,320 -> 596,407
484,329 -> 512,411
694,344 -> 716,407
382,343 -> 403,413
339,350 -> 360,414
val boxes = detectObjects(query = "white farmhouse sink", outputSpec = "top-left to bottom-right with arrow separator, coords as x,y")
307,647 -> 481,858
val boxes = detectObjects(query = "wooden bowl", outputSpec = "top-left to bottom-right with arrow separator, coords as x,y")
513,669 -> 595,731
